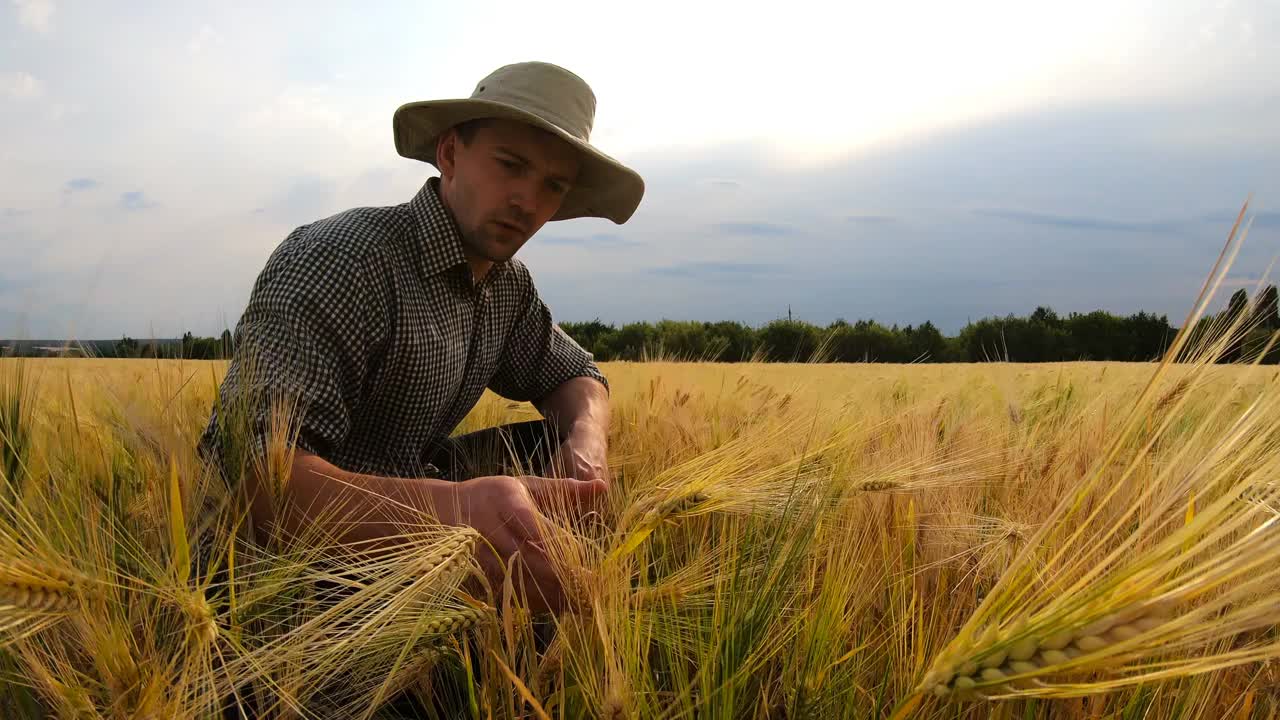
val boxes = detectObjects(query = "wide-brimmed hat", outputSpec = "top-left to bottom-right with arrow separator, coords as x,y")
393,61 -> 644,224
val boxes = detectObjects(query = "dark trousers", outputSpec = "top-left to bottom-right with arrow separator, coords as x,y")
424,419 -> 563,482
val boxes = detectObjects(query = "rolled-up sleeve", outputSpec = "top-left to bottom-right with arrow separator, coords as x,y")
487,277 -> 608,403
202,234 -> 388,466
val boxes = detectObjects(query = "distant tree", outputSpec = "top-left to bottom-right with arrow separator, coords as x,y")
758,319 -> 821,362
905,321 -> 948,362
1066,311 -> 1125,360
1221,288 -> 1251,363
1241,326 -> 1280,364
1029,306 -> 1062,329
560,319 -> 615,359
1226,288 -> 1249,324
1125,311 -> 1176,362
115,335 -> 139,358
958,317 -> 1011,362
704,321 -> 758,362
826,320 -> 908,362
654,320 -> 712,360
1025,307 -> 1070,360
601,322 -> 658,361
183,336 -> 219,360
1254,285 -> 1279,331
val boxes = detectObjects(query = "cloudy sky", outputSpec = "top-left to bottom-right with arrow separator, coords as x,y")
2,0 -> 1278,340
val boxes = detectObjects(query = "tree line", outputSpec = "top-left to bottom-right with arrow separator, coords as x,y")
559,286 -> 1279,364
0,330 -> 237,359
6,287 -> 1277,363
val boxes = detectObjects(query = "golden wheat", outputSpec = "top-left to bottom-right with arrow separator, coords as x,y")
0,580 -> 76,614
9,208 -> 1280,720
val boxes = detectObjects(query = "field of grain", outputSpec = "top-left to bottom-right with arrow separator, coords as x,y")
3,353 -> 1280,719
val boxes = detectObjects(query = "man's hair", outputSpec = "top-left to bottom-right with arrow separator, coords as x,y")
453,117 -> 493,146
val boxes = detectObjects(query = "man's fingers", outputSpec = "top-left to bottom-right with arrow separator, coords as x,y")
500,501 -> 578,557
524,475 -> 607,501
496,514 -> 569,614
499,502 -> 549,539
474,518 -> 559,610
522,475 -> 607,513
511,544 -> 568,614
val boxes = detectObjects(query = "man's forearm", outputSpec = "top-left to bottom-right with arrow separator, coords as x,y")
247,450 -> 587,614
534,375 -> 610,439
246,450 -> 456,548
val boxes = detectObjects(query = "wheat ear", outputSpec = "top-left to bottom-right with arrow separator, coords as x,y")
420,604 -> 492,638
0,563 -> 88,615
0,580 -> 78,613
923,600 -> 1176,699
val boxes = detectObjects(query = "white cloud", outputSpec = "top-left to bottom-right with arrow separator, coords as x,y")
236,84 -> 388,175
48,102 -> 84,120
187,24 -> 223,55
240,85 -> 348,134
0,71 -> 42,100
1,1 -> 1278,339
12,0 -> 54,32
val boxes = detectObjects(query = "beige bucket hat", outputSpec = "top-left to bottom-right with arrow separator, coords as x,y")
393,61 -> 645,224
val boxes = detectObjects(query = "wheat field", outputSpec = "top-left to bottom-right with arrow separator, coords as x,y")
2,349 -> 1280,719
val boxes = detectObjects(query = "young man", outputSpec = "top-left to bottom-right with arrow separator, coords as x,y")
199,61 -> 644,614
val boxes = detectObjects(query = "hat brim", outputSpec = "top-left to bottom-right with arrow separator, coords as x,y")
393,98 -> 644,224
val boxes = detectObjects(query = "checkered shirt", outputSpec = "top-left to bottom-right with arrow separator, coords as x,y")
199,176 -> 608,479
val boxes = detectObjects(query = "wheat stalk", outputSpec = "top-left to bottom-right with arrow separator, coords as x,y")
214,526 -> 486,710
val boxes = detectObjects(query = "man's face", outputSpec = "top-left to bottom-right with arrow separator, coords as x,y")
438,118 -> 581,265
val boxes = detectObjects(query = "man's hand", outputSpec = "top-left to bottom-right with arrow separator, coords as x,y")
549,424 -> 611,489
534,376 -> 610,494
258,451 -> 594,613
436,474 -> 596,614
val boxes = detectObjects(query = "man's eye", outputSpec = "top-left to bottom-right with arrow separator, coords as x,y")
548,181 -> 568,195
498,158 -> 519,170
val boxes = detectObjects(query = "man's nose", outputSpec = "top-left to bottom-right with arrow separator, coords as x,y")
508,177 -> 538,216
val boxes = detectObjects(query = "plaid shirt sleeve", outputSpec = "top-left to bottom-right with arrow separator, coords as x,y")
487,264 -> 609,403
214,228 -> 390,460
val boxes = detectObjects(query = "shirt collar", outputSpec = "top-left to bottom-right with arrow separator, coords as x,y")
409,176 -> 510,287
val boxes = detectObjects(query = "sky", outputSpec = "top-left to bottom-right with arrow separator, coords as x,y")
1,0 -> 1278,340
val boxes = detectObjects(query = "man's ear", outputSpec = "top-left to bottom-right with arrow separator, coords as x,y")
436,130 -> 457,178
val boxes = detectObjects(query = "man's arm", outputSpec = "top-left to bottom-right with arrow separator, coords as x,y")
535,375 -> 609,441
250,450 -> 591,613
484,263 -> 612,488
246,449 -> 457,548
534,376 -> 611,487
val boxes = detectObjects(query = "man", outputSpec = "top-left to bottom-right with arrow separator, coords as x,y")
199,61 -> 644,614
